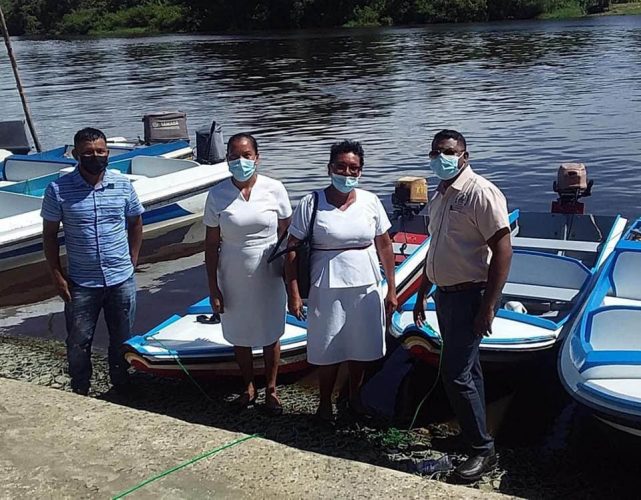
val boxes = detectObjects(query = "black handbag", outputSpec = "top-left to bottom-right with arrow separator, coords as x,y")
268,191 -> 319,299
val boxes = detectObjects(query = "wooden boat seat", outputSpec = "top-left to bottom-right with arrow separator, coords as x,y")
611,251 -> 641,301
512,236 -> 600,253
130,156 -> 199,178
502,282 -> 579,302
3,158 -> 71,182
603,296 -> 641,307
0,191 -> 44,218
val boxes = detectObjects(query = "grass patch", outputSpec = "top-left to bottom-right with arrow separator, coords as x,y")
598,2 -> 641,15
538,4 -> 585,18
370,427 -> 415,450
88,27 -> 159,36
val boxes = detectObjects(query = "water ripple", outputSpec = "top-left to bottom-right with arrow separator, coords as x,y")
1,17 -> 641,215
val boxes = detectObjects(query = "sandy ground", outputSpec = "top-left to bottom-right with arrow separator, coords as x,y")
0,377 -> 509,499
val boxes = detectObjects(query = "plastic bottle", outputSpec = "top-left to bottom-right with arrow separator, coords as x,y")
415,454 -> 453,475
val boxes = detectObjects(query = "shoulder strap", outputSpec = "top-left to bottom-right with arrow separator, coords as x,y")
267,191 -> 318,263
307,190 -> 319,242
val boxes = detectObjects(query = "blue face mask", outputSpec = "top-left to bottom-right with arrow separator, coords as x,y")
228,158 -> 256,182
429,153 -> 462,180
331,174 -> 359,193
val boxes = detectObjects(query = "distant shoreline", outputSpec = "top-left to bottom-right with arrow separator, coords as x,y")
5,2 -> 641,38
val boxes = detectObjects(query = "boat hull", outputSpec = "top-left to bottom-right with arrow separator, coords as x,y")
0,194 -> 209,307
557,218 -> 641,437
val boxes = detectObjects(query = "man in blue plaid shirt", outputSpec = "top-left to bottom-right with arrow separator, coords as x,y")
42,127 -> 144,395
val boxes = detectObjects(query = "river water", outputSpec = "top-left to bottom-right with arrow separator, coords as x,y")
2,16 -> 641,218
2,18 -> 641,495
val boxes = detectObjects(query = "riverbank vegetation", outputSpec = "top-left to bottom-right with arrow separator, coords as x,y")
0,0 -> 636,35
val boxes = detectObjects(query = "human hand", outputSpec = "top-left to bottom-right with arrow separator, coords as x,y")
473,305 -> 495,337
288,292 -> 305,321
53,274 -> 71,303
412,294 -> 426,327
384,290 -> 398,325
210,288 -> 225,314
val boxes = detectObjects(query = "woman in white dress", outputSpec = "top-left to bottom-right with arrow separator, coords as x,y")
285,140 -> 397,422
204,133 -> 292,414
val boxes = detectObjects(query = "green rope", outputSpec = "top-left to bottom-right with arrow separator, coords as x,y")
148,336 -> 216,403
408,322 -> 443,431
111,434 -> 258,499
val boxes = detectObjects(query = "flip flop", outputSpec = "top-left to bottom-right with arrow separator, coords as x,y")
264,394 -> 284,416
196,314 -> 221,325
231,392 -> 257,409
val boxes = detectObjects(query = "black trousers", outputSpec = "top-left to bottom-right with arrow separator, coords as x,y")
434,288 -> 494,456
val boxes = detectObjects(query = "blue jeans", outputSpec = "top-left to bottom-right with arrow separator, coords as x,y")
434,288 -> 494,456
64,274 -> 136,391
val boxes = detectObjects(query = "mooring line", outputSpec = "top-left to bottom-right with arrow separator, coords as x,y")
111,434 -> 258,499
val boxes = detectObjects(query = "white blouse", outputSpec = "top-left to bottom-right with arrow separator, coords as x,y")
290,188 -> 391,288
203,175 -> 292,247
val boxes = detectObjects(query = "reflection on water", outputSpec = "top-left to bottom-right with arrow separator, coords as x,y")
2,17 -> 641,217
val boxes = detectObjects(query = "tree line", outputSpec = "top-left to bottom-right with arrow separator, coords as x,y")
0,0 -> 613,35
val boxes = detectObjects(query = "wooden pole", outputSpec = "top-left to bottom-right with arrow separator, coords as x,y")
0,5 -> 42,152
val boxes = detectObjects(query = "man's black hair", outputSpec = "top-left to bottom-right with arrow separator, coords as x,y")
227,133 -> 259,154
73,127 -> 107,148
432,129 -> 467,150
329,139 -> 364,167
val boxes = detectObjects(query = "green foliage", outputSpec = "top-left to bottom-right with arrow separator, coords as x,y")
537,0 -> 586,18
58,8 -> 96,35
371,427 -> 414,449
415,0 -> 488,22
52,2 -> 186,35
488,0 -> 548,19
0,0 -> 635,35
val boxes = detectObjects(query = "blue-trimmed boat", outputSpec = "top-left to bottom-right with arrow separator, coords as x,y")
559,219 -> 641,436
123,228 -> 433,378
0,141 -> 231,306
389,210 -> 628,365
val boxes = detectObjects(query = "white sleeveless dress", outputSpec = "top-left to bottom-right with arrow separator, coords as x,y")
203,175 -> 292,347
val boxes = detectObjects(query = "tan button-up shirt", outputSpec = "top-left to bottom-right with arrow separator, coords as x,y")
426,166 -> 509,287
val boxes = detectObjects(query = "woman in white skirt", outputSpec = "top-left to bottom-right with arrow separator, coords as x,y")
286,140 -> 397,422
204,133 -> 292,414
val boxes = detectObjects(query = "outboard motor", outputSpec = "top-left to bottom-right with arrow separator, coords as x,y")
142,111 -> 189,145
195,120 -> 225,164
392,176 -> 428,219
552,163 -> 593,215
391,177 -> 429,262
0,120 -> 30,154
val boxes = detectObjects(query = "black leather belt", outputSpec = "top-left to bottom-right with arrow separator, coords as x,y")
437,281 -> 487,293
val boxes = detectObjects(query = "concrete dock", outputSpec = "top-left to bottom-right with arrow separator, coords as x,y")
0,378 -> 507,499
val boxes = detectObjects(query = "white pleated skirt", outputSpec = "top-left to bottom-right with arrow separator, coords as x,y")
307,283 -> 385,365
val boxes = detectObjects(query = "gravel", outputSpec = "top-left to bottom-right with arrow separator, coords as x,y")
1,332 -> 640,498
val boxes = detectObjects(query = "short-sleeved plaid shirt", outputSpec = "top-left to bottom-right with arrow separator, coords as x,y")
41,168 -> 144,288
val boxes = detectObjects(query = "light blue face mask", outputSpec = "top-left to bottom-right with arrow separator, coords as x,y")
429,153 -> 462,180
331,173 -> 359,193
228,158 -> 256,182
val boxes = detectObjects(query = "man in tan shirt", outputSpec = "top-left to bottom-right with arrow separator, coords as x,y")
413,129 -> 512,482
